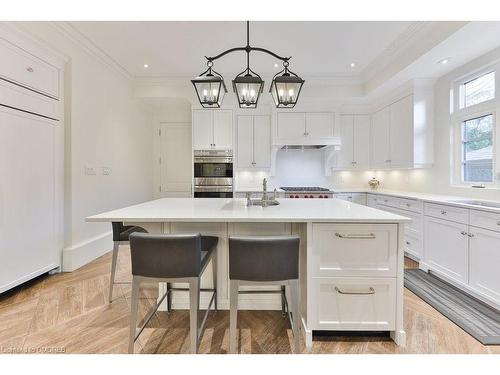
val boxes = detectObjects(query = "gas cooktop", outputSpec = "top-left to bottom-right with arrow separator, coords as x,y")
280,186 -> 331,192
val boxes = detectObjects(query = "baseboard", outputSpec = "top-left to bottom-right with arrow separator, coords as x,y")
62,231 -> 112,271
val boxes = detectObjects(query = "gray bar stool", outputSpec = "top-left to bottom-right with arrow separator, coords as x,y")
128,232 -> 218,354
108,222 -> 148,303
228,235 -> 300,354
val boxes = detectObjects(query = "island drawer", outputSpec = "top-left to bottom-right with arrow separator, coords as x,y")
424,202 -> 469,224
311,223 -> 398,277
309,277 -> 396,331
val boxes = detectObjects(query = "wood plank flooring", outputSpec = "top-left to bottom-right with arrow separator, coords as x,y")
0,249 -> 498,354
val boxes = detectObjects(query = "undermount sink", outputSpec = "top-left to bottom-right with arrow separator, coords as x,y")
448,200 -> 500,209
247,199 -> 280,207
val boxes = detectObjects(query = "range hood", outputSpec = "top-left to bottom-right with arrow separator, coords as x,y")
280,145 -> 330,150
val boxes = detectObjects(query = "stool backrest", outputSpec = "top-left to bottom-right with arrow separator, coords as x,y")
129,233 -> 202,278
229,236 -> 300,282
111,222 -> 124,242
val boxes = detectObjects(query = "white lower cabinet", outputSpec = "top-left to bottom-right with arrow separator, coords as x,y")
469,227 -> 500,303
424,216 -> 469,284
310,277 -> 396,331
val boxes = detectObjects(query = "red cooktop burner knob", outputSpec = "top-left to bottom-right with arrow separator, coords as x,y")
324,195 -> 329,198
295,195 -> 299,198
304,195 -> 308,198
289,194 -> 294,198
318,195 -> 323,198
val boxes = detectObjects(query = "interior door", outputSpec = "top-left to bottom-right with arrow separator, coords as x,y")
389,95 -> 413,168
212,110 -> 233,149
276,112 -> 306,140
306,112 -> 334,138
353,114 -> 371,169
424,216 -> 469,284
371,107 -> 390,169
0,109 -> 58,293
192,110 -> 213,149
337,115 -> 354,169
160,123 -> 192,197
253,115 -> 271,168
237,115 -> 254,168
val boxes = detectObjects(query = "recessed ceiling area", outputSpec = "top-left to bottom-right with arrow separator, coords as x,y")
68,21 -> 413,79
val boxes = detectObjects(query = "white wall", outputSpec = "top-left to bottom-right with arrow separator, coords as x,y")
331,46 -> 500,201
17,22 -> 155,270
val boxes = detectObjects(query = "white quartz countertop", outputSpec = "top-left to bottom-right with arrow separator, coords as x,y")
334,188 -> 500,213
86,198 -> 411,223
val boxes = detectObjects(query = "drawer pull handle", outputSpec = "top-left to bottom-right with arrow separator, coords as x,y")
406,241 -> 411,245
26,67 -> 34,73
497,221 -> 500,226
335,287 -> 375,295
335,232 -> 376,239
406,203 -> 411,207
468,233 -> 475,238
460,231 -> 467,236
441,210 -> 447,215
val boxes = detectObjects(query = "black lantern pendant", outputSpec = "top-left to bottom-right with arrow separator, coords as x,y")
270,61 -> 305,108
191,61 -> 227,108
232,52 -> 264,109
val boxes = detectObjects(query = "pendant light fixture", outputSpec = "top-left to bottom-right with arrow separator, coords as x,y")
191,61 -> 227,108
192,21 -> 304,109
270,60 -> 305,108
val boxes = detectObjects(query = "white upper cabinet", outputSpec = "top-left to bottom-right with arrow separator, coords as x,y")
275,112 -> 335,142
306,112 -> 335,138
370,88 -> 433,170
237,115 -> 271,168
335,114 -> 370,170
193,109 -> 233,150
276,112 -> 306,140
371,107 -> 391,169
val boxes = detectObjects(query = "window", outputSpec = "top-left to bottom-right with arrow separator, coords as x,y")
460,71 -> 495,108
461,114 -> 494,183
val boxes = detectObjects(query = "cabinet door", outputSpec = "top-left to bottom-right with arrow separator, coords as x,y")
424,216 -> 469,284
212,110 -> 233,149
160,123 -> 192,195
337,115 -> 354,169
276,112 -> 306,140
371,107 -> 390,169
236,115 -> 254,168
353,114 -> 370,169
389,95 -> 413,168
192,110 -> 213,149
469,227 -> 500,304
0,109 -> 58,293
306,112 -> 334,138
253,115 -> 271,168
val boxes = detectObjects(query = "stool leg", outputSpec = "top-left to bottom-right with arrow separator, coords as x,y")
166,282 -> 172,311
128,277 -> 140,354
108,241 -> 120,303
289,279 -> 301,354
189,277 -> 200,354
229,280 -> 239,354
212,253 -> 217,311
281,285 -> 286,316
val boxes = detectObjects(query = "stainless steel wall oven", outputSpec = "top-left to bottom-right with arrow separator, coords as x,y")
193,150 -> 233,198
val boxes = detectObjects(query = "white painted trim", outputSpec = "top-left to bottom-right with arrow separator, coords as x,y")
0,264 -> 59,294
62,231 -> 112,272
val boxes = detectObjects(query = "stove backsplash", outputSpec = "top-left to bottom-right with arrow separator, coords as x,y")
235,149 -> 330,190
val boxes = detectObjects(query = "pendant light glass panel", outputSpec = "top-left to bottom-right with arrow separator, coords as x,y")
232,74 -> 264,109
191,68 -> 227,108
270,72 -> 304,108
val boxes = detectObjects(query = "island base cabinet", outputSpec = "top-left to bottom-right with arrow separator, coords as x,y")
309,277 -> 396,331
469,227 -> 500,304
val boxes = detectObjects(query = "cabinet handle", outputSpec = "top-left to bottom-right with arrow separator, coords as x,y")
460,231 -> 467,236
497,221 -> 500,226
385,159 -> 391,163
441,210 -> 447,215
406,241 -> 411,245
406,203 -> 411,207
251,162 -> 256,165
335,286 -> 375,295
335,232 -> 376,239
468,233 -> 475,238
26,67 -> 34,73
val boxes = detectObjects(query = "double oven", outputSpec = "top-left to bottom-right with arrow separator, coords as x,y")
193,150 -> 233,198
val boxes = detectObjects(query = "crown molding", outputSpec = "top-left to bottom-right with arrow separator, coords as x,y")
49,22 -> 133,82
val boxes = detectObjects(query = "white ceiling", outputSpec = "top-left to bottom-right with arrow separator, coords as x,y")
68,21 -> 413,79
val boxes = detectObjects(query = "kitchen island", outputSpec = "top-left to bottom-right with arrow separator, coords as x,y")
87,197 -> 410,348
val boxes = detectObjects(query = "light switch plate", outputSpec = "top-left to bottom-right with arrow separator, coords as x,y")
85,166 -> 96,175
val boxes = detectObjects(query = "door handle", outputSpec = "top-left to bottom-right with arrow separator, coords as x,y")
335,287 -> 375,295
335,233 -> 376,239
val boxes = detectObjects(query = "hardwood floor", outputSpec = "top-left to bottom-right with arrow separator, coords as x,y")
0,248 -> 498,354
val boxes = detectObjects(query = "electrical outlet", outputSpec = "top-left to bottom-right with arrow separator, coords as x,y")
85,166 -> 96,175
102,167 -> 111,176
